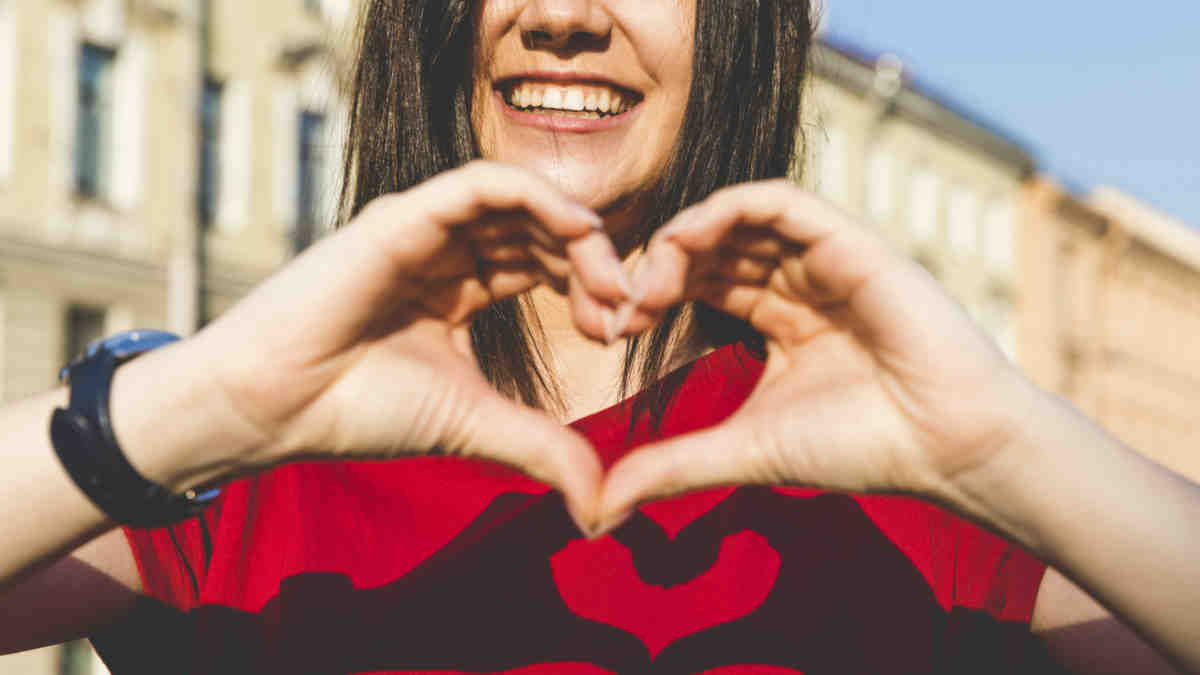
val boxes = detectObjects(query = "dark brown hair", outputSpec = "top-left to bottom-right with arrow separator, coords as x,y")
340,0 -> 814,423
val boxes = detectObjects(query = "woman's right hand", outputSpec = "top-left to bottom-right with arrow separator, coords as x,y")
125,161 -> 628,529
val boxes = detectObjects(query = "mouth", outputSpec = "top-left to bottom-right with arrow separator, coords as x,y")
496,77 -> 644,120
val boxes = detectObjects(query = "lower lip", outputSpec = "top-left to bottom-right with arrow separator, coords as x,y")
495,90 -> 640,133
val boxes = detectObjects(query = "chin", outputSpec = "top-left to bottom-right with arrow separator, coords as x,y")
511,156 -> 633,211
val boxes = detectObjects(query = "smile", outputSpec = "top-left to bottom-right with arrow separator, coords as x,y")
499,79 -> 642,120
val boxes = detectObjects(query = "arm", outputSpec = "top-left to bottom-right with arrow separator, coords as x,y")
951,383 -> 1200,673
0,529 -> 141,655
0,344 -> 249,590
0,345 -> 242,654
2,162 -> 624,650
1033,569 -> 1182,674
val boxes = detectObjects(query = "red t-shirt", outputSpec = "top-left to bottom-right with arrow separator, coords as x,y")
107,343 -> 1051,674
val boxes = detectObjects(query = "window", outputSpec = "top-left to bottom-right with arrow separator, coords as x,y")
816,123 -> 849,206
76,43 -> 116,198
59,640 -> 93,675
946,183 -> 979,255
864,146 -> 894,223
908,166 -> 940,243
983,197 -> 1016,273
295,110 -> 326,252
216,80 -> 252,231
198,78 -> 222,226
64,304 -> 106,365
0,2 -> 15,183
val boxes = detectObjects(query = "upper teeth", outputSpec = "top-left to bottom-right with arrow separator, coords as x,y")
506,83 -> 633,115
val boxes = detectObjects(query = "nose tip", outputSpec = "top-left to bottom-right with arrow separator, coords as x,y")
518,0 -> 613,51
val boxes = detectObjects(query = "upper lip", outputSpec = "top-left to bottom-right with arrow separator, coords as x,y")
494,71 -> 644,102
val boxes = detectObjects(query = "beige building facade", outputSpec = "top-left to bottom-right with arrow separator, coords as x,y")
801,40 -> 1031,360
802,41 -> 1200,480
1021,180 -> 1200,480
0,0 -> 351,671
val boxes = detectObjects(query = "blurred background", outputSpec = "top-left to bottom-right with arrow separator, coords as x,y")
0,0 -> 1196,672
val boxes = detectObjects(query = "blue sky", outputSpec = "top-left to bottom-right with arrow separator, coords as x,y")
822,0 -> 1200,227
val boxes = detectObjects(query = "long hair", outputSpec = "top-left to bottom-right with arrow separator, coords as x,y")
340,0 -> 814,422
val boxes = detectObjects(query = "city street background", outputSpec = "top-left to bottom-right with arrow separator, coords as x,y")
0,0 -> 1197,672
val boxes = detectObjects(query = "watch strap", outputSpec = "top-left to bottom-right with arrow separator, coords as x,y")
50,333 -> 218,528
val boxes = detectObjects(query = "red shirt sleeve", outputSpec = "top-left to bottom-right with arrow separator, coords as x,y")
123,496 -> 223,612
949,513 -> 1046,624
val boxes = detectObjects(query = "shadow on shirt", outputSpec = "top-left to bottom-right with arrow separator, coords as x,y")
91,489 -> 1070,674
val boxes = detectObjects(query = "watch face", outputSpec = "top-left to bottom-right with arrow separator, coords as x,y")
63,330 -> 181,383
91,330 -> 180,361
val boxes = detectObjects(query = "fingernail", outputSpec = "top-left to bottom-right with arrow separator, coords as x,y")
591,508 -> 634,539
661,208 -> 701,239
612,302 -> 636,339
571,203 -> 604,229
602,307 -> 619,345
629,257 -> 654,305
610,257 -> 633,299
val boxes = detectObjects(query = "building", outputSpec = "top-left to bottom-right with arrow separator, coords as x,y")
800,39 -> 1200,480
800,38 -> 1032,360
1021,180 -> 1200,480
0,0 -> 352,671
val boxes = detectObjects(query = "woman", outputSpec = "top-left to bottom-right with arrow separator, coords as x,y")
1,0 -> 1197,673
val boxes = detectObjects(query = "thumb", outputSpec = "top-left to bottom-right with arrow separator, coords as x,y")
453,392 -> 603,535
596,416 -> 776,535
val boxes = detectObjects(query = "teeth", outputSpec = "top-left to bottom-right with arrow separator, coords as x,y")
563,88 -> 584,111
506,82 -> 636,116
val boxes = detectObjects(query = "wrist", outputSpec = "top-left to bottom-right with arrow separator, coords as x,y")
108,338 -> 268,495
930,376 -> 1071,554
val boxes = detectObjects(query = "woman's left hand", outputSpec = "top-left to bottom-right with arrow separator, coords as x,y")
595,180 -> 1039,532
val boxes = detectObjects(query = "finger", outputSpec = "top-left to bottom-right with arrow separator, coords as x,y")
569,273 -> 618,344
420,161 -> 603,238
479,262 -> 543,300
662,183 -> 900,308
470,213 -> 528,242
625,242 -> 694,314
475,237 -> 536,265
471,205 -> 629,304
456,392 -> 603,535
709,253 -> 775,286
427,162 -> 630,301
527,243 -> 572,285
595,416 -> 781,535
659,181 -> 834,252
724,227 -> 786,260
565,231 -> 633,303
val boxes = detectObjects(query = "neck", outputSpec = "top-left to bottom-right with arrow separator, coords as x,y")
525,283 -> 710,423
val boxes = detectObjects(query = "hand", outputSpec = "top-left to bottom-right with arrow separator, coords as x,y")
185,161 -> 630,529
597,180 -> 1038,531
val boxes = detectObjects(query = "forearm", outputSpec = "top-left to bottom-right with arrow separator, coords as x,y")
0,340 -> 257,587
947,383 -> 1200,672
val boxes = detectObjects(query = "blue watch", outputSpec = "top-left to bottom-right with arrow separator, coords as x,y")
50,330 -> 220,528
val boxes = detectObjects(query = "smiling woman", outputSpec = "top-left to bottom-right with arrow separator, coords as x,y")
346,0 -> 810,413
1,1 -> 1198,674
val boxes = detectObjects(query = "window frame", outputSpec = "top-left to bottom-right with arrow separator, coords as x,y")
75,42 -> 117,200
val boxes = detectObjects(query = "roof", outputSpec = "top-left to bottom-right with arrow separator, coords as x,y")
1088,187 -> 1200,272
812,35 -> 1037,176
